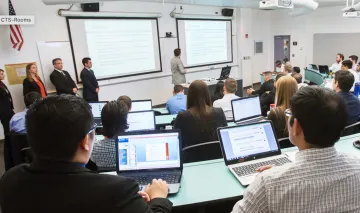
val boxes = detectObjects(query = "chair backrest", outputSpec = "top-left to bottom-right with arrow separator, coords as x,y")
182,141 -> 223,163
341,121 -> 360,137
20,147 -> 34,164
278,137 -> 294,149
5,133 -> 29,170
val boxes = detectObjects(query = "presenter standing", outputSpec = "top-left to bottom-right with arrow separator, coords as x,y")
80,57 -> 99,102
171,48 -> 187,85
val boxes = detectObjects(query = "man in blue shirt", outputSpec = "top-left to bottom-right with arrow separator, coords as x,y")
333,71 -> 360,125
10,92 -> 41,133
166,85 -> 186,114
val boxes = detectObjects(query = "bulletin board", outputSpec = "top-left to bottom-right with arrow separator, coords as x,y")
4,62 -> 35,85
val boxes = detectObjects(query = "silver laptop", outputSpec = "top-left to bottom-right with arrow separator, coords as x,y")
217,121 -> 292,186
116,130 -> 183,194
126,110 -> 156,132
131,99 -> 152,112
231,95 -> 264,124
88,101 -> 107,127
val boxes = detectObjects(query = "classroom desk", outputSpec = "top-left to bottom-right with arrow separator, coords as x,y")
155,114 -> 177,126
153,107 -> 170,115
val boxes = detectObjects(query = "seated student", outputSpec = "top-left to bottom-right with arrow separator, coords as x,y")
213,78 -> 239,121
211,81 -> 224,104
267,76 -> 298,138
283,62 -> 293,75
174,80 -> 227,148
293,66 -> 300,74
260,73 -> 286,116
9,92 -> 41,134
117,95 -> 132,111
247,71 -> 274,97
291,73 -> 307,89
333,71 -> 360,125
341,60 -> 360,92
166,85 -> 186,114
232,86 -> 360,213
0,95 -> 172,213
91,101 -> 129,169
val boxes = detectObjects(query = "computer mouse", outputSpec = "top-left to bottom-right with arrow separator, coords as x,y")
353,140 -> 360,149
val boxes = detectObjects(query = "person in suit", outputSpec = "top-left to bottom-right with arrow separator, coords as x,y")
50,58 -> 77,95
247,71 -> 274,97
171,48 -> 187,85
0,95 -> 172,213
0,69 -> 14,135
23,63 -> 47,98
80,57 -> 99,102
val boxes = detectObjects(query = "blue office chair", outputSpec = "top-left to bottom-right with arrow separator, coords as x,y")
182,141 -> 223,163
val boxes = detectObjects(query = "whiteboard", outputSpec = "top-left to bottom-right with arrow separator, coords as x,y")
37,41 -> 78,93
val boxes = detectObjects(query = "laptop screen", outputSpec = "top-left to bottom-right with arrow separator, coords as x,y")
131,100 -> 152,112
89,102 -> 106,118
117,132 -> 181,171
232,96 -> 262,122
127,111 -> 155,132
219,122 -> 279,161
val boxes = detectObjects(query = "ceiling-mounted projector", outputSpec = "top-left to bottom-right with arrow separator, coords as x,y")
259,0 -> 294,9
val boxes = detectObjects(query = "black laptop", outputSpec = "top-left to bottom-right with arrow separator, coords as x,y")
216,66 -> 231,80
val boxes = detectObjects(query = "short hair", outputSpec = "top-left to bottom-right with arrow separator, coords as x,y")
275,73 -> 286,82
342,60 -> 353,69
174,48 -> 181,57
52,58 -> 62,65
275,60 -> 282,66
24,92 -> 41,108
349,55 -> 358,63
293,66 -> 300,73
291,73 -> 303,84
290,86 -> 347,147
101,101 -> 128,137
173,85 -> 184,94
224,78 -> 237,93
334,70 -> 354,92
338,53 -> 344,61
283,58 -> 289,63
82,57 -> 91,66
26,95 -> 94,161
285,62 -> 292,72
117,95 -> 132,110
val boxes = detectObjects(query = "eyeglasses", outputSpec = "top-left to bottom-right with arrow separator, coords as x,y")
285,109 -> 292,117
88,123 -> 97,134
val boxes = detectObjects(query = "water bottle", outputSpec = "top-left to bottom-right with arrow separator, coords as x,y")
354,82 -> 360,98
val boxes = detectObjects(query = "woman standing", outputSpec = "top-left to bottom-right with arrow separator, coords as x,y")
0,69 -> 14,135
23,63 -> 47,97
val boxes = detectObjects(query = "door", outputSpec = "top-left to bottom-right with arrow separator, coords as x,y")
274,35 -> 291,69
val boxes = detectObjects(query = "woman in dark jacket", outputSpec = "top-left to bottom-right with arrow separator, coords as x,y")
23,63 -> 47,97
0,69 -> 14,135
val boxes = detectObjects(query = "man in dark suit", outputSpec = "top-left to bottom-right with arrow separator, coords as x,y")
50,58 -> 77,95
0,95 -> 172,213
0,69 -> 14,135
80,57 -> 99,102
247,71 -> 275,97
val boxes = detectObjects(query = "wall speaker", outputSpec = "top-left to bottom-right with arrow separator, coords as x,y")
222,8 -> 234,17
81,3 -> 100,12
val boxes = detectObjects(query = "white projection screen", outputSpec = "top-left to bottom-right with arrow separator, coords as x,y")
67,17 -> 162,82
176,19 -> 233,68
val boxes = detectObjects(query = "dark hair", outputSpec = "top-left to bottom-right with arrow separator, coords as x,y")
275,60 -> 282,66
24,92 -> 41,108
101,101 -> 128,137
174,85 -> 184,94
0,69 -> 3,73
349,55 -> 358,63
293,66 -> 300,73
82,57 -> 91,66
214,81 -> 224,98
338,53 -> 344,61
117,95 -> 132,110
174,48 -> 181,57
342,60 -> 353,69
187,80 -> 212,116
290,86 -> 347,147
334,71 -> 354,92
275,73 -> 286,82
26,95 -> 94,161
283,58 -> 289,63
291,73 -> 302,84
52,58 -> 62,65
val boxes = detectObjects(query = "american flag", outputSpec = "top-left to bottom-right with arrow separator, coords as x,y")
9,0 -> 23,51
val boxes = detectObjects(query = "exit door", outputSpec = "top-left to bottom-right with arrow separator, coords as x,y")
274,35 -> 291,69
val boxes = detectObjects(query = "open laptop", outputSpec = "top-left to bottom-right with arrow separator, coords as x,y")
116,130 -> 183,194
127,110 -> 156,132
217,121 -> 292,186
216,66 -> 231,81
89,101 -> 107,127
131,99 -> 152,112
231,96 -> 264,124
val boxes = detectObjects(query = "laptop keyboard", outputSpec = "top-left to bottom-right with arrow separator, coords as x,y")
128,172 -> 181,185
232,157 -> 291,177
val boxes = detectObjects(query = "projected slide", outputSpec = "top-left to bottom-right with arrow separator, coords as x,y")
177,19 -> 233,67
67,18 -> 162,81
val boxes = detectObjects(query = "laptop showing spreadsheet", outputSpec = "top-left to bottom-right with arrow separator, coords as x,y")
116,130 -> 183,194
89,101 -> 107,127
126,110 -> 156,132
231,96 -> 264,124
217,121 -> 292,186
131,100 -> 152,112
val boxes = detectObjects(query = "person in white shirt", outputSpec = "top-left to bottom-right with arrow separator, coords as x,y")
275,60 -> 282,72
349,55 -> 358,71
330,53 -> 344,72
341,60 -> 360,92
232,86 -> 360,213
213,78 -> 239,121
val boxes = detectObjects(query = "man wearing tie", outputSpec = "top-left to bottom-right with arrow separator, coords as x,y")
50,58 -> 77,95
80,57 -> 99,102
